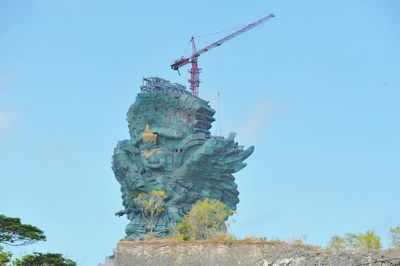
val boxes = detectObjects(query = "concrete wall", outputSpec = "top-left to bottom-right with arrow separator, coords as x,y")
109,240 -> 400,266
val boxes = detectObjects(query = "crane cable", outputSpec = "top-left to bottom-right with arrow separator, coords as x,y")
218,91 -> 222,137
194,25 -> 243,39
217,48 -> 222,137
181,25 -> 243,57
181,39 -> 192,57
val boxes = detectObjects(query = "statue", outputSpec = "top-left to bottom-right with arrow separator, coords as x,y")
112,77 -> 254,240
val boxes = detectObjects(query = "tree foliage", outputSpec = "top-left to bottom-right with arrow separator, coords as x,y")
174,198 -> 234,240
0,246 -> 12,266
173,220 -> 191,241
291,235 -> 308,246
0,214 -> 76,266
326,235 -> 346,251
389,225 -> 400,250
0,215 -> 46,246
357,231 -> 382,250
327,231 -> 381,251
13,252 -> 76,266
133,190 -> 167,236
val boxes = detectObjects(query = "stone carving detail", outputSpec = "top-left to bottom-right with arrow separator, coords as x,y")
112,77 -> 254,239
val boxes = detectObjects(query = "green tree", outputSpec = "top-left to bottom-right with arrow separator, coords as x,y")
133,190 -> 167,236
357,230 -> 381,250
326,231 -> 381,251
0,214 -> 76,266
174,198 -> 234,240
173,220 -> 190,241
0,246 -> 12,266
389,225 -> 400,250
326,235 -> 346,251
13,252 -> 76,266
344,233 -> 361,250
291,235 -> 307,245
0,215 -> 46,246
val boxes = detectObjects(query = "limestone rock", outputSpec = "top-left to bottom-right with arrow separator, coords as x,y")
111,240 -> 400,266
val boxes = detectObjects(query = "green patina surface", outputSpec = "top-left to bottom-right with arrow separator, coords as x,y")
112,77 -> 254,240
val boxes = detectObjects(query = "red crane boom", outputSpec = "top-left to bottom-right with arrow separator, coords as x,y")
171,13 -> 275,97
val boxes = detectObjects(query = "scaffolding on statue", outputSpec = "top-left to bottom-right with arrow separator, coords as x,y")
140,77 -> 189,94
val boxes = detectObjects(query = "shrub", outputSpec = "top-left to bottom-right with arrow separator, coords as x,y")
326,230 -> 381,251
173,198 -> 234,240
389,225 -> 400,250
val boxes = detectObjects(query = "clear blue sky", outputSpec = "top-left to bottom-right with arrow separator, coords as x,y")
1,0 -> 399,265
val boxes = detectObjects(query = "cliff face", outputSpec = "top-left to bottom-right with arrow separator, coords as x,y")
101,240 -> 400,266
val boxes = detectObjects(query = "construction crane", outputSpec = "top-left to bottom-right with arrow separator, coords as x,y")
171,13 -> 275,97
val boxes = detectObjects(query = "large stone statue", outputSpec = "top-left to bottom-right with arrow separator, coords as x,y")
112,77 -> 254,240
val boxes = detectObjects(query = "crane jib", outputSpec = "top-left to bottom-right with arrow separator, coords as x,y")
194,13 -> 274,58
170,12 -> 275,96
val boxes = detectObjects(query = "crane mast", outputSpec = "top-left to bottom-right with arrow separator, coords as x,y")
171,12 -> 275,97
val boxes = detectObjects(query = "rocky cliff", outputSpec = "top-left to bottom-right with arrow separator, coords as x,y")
99,240 -> 400,266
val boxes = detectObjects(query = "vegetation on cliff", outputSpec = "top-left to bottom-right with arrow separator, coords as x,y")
134,196 -> 400,254
390,225 -> 400,250
325,227 -> 400,251
133,190 -> 167,236
172,198 -> 234,241
327,231 -> 382,251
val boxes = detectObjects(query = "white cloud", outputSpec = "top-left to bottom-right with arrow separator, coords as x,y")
0,72 -> 15,89
0,72 -> 20,135
47,146 -> 79,167
235,100 -> 286,141
0,110 -> 20,135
